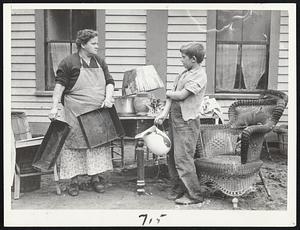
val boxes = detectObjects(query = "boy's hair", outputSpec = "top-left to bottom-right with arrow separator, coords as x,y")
180,42 -> 205,64
76,29 -> 98,50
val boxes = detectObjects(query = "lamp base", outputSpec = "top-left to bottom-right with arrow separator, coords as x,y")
133,93 -> 150,115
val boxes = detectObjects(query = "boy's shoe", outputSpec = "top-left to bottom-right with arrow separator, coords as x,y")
167,191 -> 185,200
68,183 -> 79,196
175,194 -> 204,205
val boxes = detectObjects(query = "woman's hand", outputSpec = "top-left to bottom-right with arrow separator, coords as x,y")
154,113 -> 167,125
101,97 -> 115,108
49,107 -> 58,121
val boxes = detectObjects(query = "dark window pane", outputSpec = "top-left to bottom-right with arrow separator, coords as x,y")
72,10 -> 96,40
216,10 -> 244,42
46,10 -> 70,41
243,11 -> 271,42
46,42 -> 72,90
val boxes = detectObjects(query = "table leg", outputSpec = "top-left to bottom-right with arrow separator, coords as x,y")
136,138 -> 145,195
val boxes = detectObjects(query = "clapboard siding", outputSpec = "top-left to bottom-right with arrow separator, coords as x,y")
11,47 -> 35,55
105,10 -> 147,95
11,9 -> 51,125
11,23 -> 35,31
11,31 -> 35,39
277,11 -> 289,124
167,10 -> 207,90
11,9 -> 35,15
11,95 -> 52,102
12,71 -> 36,80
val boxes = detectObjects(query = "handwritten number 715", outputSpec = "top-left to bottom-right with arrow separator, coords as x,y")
139,214 -> 167,225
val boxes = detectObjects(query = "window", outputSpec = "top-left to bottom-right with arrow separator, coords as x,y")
215,10 -> 271,93
44,10 -> 96,90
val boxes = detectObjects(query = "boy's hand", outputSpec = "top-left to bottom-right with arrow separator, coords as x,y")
166,91 -> 173,98
154,113 -> 166,125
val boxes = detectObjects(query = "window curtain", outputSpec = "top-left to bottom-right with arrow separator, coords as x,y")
241,45 -> 266,90
50,43 -> 70,74
215,44 -> 239,91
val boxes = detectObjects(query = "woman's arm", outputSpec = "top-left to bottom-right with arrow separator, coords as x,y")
49,83 -> 65,120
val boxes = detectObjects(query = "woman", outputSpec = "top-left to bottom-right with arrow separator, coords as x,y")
49,29 -> 115,196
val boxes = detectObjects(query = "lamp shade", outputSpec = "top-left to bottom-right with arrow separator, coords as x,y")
122,65 -> 165,96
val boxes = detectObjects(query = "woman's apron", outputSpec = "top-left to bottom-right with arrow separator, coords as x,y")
63,58 -> 106,149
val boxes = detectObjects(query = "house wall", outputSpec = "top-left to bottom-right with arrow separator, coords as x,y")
104,9 -> 147,96
10,9 -> 289,136
11,9 -> 53,130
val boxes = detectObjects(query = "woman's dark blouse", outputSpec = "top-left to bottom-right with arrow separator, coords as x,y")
55,52 -> 115,94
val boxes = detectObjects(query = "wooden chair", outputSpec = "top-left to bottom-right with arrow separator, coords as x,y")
12,112 -> 61,199
194,90 -> 288,208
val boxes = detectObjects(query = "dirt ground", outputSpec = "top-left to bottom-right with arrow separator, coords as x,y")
11,140 -> 287,210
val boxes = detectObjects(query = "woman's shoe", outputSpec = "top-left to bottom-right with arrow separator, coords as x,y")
92,181 -> 105,193
68,183 -> 79,196
79,182 -> 93,192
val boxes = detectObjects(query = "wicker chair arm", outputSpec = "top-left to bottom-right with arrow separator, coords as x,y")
240,124 -> 272,164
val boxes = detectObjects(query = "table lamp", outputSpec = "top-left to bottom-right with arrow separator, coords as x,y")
122,65 -> 165,96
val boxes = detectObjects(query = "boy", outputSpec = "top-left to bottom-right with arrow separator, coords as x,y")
155,42 -> 207,204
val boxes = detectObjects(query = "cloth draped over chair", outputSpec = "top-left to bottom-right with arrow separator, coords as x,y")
200,96 -> 225,124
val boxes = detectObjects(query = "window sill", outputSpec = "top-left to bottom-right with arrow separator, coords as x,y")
206,93 -> 261,100
35,90 -> 53,97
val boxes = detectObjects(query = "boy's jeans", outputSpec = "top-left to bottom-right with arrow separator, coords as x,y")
167,101 -> 202,201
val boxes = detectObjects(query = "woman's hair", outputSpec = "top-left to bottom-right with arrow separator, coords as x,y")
180,42 -> 205,64
75,29 -> 98,50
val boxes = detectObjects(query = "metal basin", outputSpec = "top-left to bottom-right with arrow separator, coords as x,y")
114,96 -> 136,116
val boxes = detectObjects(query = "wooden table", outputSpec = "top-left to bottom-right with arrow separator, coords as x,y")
119,115 -> 220,195
119,115 -> 156,195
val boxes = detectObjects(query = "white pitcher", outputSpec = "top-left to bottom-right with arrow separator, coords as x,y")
135,125 -> 171,156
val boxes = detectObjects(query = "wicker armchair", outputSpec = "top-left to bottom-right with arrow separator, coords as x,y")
194,90 -> 288,208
